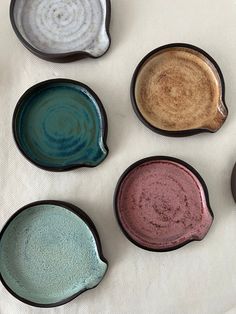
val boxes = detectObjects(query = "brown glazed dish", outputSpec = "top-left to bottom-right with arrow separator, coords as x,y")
131,44 -> 228,136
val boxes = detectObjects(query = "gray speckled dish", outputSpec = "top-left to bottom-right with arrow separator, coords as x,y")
10,0 -> 111,62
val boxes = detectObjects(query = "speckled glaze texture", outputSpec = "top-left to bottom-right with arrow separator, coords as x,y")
13,79 -> 108,171
0,201 -> 108,307
131,44 -> 228,137
114,157 -> 213,251
10,0 -> 111,62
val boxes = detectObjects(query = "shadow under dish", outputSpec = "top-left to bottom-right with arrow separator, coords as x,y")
0,201 -> 108,307
13,79 -> 108,171
10,0 -> 111,62
114,157 -> 213,251
131,44 -> 228,136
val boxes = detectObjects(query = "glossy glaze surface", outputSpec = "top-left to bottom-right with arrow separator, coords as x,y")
132,45 -> 227,135
12,0 -> 110,59
115,158 -> 213,251
13,80 -> 108,171
0,203 -> 107,306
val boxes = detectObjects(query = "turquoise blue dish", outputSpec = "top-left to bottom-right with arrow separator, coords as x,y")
13,79 -> 108,171
0,201 -> 108,308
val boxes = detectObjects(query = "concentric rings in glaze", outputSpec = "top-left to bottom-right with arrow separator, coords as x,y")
131,44 -> 228,136
13,79 -> 108,171
10,0 -> 111,62
114,157 -> 213,251
0,201 -> 108,307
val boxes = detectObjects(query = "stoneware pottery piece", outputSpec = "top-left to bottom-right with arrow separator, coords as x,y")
0,201 -> 108,307
114,156 -> 213,251
13,79 -> 108,171
231,163 -> 236,202
10,0 -> 111,62
131,43 -> 228,137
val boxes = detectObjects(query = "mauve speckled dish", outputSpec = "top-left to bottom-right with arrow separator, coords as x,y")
13,79 -> 108,172
114,157 -> 213,252
0,201 -> 108,308
131,43 -> 228,137
10,0 -> 111,62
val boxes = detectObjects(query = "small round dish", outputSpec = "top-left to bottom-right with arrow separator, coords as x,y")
10,0 -> 111,62
0,201 -> 108,308
131,43 -> 228,137
114,156 -> 213,252
13,79 -> 108,171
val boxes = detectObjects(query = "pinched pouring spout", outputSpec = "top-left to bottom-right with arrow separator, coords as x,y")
131,44 -> 228,136
0,201 -> 108,307
13,79 -> 109,171
10,0 -> 111,62
114,157 -> 214,252
202,99 -> 228,132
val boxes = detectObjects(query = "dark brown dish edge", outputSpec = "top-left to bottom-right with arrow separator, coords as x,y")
12,78 -> 109,172
114,156 -> 214,252
231,163 -> 236,202
0,200 -> 108,308
9,0 -> 111,63
130,43 -> 228,137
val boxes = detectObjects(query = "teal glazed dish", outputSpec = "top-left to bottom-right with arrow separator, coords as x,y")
13,79 -> 108,171
0,201 -> 108,308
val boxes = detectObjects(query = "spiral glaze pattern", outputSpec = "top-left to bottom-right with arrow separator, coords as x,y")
13,0 -> 109,56
134,47 -> 227,132
14,81 -> 108,170
116,159 -> 213,251
0,202 -> 108,306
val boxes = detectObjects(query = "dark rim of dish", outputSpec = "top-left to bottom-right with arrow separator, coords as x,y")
114,156 -> 214,252
0,200 -> 108,308
231,162 -> 236,202
9,0 -> 111,63
12,78 -> 109,172
130,43 -> 228,137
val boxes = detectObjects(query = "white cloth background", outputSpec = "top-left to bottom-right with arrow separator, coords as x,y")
1,0 -> 236,313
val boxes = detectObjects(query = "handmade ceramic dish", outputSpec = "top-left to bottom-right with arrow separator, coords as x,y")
0,201 -> 108,308
13,79 -> 108,171
10,0 -> 111,62
114,156 -> 213,252
131,43 -> 228,137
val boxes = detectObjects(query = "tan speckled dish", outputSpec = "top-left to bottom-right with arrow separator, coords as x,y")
131,44 -> 228,137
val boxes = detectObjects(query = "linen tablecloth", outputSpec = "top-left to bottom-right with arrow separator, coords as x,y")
1,1 -> 236,313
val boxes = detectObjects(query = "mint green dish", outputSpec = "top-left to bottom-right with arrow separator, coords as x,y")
0,201 -> 108,307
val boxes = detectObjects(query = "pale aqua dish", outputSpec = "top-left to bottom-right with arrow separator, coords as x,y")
0,201 -> 108,307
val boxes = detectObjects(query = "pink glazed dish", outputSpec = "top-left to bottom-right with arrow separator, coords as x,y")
114,156 -> 213,252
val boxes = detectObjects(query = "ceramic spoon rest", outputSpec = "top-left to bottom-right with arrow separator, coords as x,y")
0,201 -> 108,307
131,43 -> 228,136
10,0 -> 111,62
13,79 -> 108,171
114,156 -> 213,251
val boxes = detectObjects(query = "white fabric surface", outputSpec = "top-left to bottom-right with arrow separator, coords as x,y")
1,0 -> 236,313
